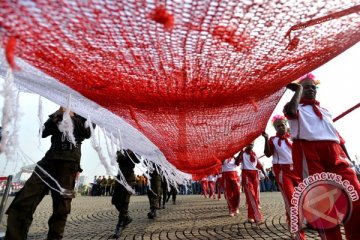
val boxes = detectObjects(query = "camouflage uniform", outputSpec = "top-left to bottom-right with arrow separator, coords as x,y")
96,176 -> 102,196
100,176 -> 107,196
110,177 -> 116,196
106,176 -> 112,196
111,149 -> 140,237
147,167 -> 161,219
5,110 -> 92,240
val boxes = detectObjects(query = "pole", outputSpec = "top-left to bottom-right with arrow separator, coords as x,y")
333,103 -> 360,122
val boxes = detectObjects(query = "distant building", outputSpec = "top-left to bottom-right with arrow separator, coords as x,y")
0,164 -> 35,195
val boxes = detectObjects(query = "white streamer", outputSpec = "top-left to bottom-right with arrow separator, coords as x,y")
85,118 -> 113,175
117,128 -> 124,151
37,96 -> 44,149
114,166 -> 135,194
102,129 -> 117,167
0,70 -> 21,175
57,95 -> 76,146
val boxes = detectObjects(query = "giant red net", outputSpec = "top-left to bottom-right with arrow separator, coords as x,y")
1,1 -> 360,179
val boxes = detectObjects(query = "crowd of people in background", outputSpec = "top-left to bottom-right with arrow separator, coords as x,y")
260,168 -> 279,192
77,167 -> 279,198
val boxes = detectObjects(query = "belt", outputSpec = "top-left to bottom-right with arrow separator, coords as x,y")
50,142 -> 80,151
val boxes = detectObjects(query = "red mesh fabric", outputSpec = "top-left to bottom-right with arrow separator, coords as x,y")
1,1 -> 360,179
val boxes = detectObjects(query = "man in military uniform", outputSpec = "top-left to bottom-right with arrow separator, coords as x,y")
96,176 -> 102,196
100,175 -> 107,196
106,176 -> 113,196
91,175 -> 98,196
5,106 -> 93,240
147,164 -> 162,219
110,149 -> 140,239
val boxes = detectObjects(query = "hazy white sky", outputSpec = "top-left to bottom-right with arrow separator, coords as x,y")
0,43 -> 359,180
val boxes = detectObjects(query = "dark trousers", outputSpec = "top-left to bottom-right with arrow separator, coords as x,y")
148,175 -> 161,210
160,180 -> 168,207
167,186 -> 177,204
5,159 -> 78,240
111,171 -> 135,222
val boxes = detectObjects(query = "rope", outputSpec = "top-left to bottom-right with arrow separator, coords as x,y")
18,148 -> 74,197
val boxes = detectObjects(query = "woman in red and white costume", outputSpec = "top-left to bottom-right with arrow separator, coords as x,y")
236,142 -> 267,224
284,73 -> 360,240
208,175 -> 216,199
262,115 -> 305,240
222,157 -> 241,216
200,177 -> 209,198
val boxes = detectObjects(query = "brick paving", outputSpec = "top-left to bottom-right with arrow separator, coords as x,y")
0,192 -> 345,239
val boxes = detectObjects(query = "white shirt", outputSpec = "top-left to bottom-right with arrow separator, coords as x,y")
222,158 -> 239,172
288,105 -> 339,143
271,137 -> 293,165
241,151 -> 262,171
208,175 -> 217,182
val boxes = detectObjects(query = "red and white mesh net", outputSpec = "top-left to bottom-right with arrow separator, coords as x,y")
1,1 -> 360,179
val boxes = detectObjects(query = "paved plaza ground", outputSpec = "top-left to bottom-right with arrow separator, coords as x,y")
0,192 -> 345,239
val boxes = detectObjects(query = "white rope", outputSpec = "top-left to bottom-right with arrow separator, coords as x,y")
33,166 -> 72,196
17,149 -> 33,168
18,148 -> 74,196
114,166 -> 135,194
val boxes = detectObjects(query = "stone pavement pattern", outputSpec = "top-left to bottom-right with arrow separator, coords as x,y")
0,192 -> 345,239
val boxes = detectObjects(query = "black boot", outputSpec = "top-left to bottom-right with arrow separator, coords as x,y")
122,215 -> 132,226
147,211 -> 154,219
109,221 -> 123,239
147,209 -> 157,219
118,209 -> 133,227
